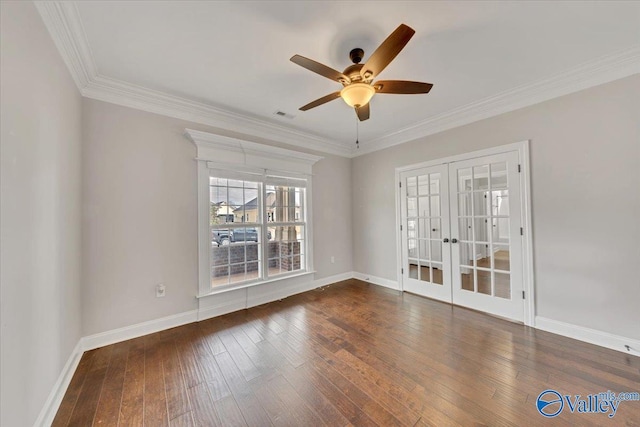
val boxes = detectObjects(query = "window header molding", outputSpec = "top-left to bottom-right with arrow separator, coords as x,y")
185,128 -> 323,175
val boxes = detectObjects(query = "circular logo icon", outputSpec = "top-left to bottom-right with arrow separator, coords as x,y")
536,389 -> 564,417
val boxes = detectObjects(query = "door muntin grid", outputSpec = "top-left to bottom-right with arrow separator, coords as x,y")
455,161 -> 512,299
406,172 -> 444,285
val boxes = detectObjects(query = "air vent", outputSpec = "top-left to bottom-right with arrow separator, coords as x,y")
274,111 -> 295,119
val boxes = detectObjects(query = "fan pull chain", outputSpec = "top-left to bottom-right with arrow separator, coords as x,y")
356,117 -> 360,149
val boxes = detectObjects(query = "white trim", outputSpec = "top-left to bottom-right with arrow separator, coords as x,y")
535,317 -> 640,357
33,341 -> 84,427
197,271 -> 355,321
393,141 -> 535,326
81,310 -> 198,351
353,272 -> 400,291
356,46 -> 640,156
313,271 -> 355,288
35,2 -> 640,158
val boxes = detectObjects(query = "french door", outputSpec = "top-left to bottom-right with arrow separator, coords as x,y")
400,165 -> 452,302
400,151 -> 525,322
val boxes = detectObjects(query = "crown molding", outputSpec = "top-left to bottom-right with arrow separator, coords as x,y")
34,1 -> 96,90
355,45 -> 640,156
36,2 -> 639,159
35,1 -> 351,158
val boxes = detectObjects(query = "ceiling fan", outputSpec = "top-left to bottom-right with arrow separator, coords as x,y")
290,24 -> 433,122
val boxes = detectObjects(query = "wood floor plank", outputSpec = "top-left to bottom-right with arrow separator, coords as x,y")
93,341 -> 130,425
118,343 -> 145,426
53,279 -> 640,426
214,350 -> 273,426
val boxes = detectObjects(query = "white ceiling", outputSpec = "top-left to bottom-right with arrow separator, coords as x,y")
51,1 -> 640,155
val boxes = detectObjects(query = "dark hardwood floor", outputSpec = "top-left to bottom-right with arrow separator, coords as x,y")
53,279 -> 640,426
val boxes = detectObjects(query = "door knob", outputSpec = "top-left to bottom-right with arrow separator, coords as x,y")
443,238 -> 449,243
451,238 -> 458,243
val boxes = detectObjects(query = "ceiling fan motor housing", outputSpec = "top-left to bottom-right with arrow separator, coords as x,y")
349,48 -> 364,64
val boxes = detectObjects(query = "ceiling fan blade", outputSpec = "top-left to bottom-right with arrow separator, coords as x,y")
374,80 -> 433,94
299,91 -> 342,111
290,55 -> 350,84
360,24 -> 415,80
356,103 -> 370,121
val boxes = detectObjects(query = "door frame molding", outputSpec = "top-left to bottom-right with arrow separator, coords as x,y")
395,140 -> 535,326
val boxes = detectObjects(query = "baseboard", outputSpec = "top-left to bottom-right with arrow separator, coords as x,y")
353,272 -> 400,290
535,316 -> 640,357
313,271 -> 355,288
33,340 -> 84,427
81,310 -> 198,351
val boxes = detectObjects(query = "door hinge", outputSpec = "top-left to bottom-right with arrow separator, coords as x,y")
522,291 -> 525,299
400,224 -> 403,231
520,227 -> 524,236
401,268 -> 404,274
399,181 -> 402,188
518,164 -> 521,173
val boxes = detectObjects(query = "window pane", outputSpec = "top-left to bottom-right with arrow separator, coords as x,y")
268,225 -> 304,276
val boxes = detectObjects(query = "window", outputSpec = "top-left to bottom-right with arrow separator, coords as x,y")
208,171 -> 308,290
188,128 -> 322,296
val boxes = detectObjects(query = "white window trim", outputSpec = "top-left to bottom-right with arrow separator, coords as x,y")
186,129 -> 323,297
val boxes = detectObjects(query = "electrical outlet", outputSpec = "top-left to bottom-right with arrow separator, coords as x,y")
156,284 -> 166,298
330,256 -> 335,264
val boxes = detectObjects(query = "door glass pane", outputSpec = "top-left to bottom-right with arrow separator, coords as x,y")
491,162 -> 508,189
408,239 -> 418,258
477,269 -> 491,295
458,168 -> 472,191
419,240 -> 429,261
461,268 -> 475,292
475,243 -> 490,268
473,192 -> 490,216
491,190 -> 509,216
418,175 -> 429,195
430,218 -> 441,239
458,193 -> 472,216
418,196 -> 429,217
418,218 -> 429,239
495,272 -> 511,299
407,220 -> 417,239
460,242 -> 474,267
419,263 -> 431,282
430,196 -> 440,217
430,241 -> 442,262
493,218 -> 510,243
409,263 -> 418,279
474,218 -> 490,243
407,197 -> 417,217
407,176 -> 417,197
492,244 -> 510,271
431,262 -> 444,285
473,165 -> 489,190
459,218 -> 473,241
429,173 -> 440,195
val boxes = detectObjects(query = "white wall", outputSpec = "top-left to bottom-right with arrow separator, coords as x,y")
0,2 -> 83,425
352,74 -> 640,341
81,98 -> 353,336
312,155 -> 353,279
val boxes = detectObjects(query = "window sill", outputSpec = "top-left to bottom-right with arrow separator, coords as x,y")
197,270 -> 316,298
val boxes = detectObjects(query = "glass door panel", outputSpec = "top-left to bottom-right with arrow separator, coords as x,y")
449,152 -> 524,321
400,165 -> 451,302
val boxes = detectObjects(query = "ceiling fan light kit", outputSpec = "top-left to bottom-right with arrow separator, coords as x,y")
290,23 -> 433,123
340,83 -> 375,108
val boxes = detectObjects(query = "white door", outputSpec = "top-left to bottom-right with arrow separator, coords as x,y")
400,165 -> 452,302
449,152 -> 524,321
